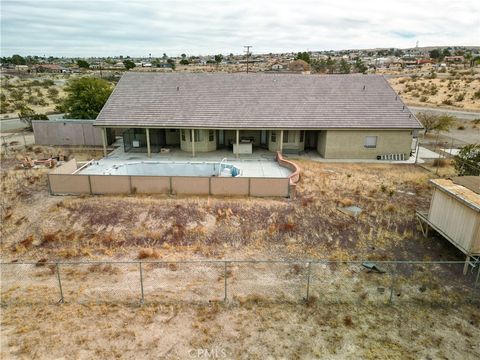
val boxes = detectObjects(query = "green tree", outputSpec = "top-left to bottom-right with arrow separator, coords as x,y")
295,52 -> 311,64
179,59 -> 189,65
454,144 -> 480,176
18,106 -> 48,130
60,78 -> 113,119
77,59 -> 90,68
11,54 -> 26,65
214,54 -> 224,65
354,58 -> 368,73
167,58 -> 176,70
429,49 -> 442,61
338,59 -> 351,74
416,112 -> 455,134
123,59 -> 136,70
442,48 -> 451,57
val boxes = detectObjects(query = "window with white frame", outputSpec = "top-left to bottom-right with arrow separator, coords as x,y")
181,129 -> 186,141
208,130 -> 214,142
283,130 -> 289,143
364,136 -> 377,148
271,131 -> 276,142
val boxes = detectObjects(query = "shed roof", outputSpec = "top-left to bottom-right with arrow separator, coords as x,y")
430,177 -> 480,212
94,72 -> 423,130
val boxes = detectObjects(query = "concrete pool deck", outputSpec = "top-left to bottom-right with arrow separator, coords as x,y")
80,146 -> 292,178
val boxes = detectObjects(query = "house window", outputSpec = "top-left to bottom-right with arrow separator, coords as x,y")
299,131 -> 304,142
181,129 -> 186,141
283,131 -> 289,143
364,136 -> 377,148
208,130 -> 214,142
194,129 -> 202,142
271,131 -> 276,142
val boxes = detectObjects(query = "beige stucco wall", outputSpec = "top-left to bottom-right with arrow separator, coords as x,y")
131,176 -> 170,193
211,177 -> 249,196
319,130 -> 413,159
249,178 -> 289,197
49,174 -> 90,194
268,130 -> 305,153
90,175 -> 131,194
180,129 -> 217,153
172,177 -> 210,194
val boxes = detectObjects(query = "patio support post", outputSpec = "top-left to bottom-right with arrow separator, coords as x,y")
279,130 -> 284,154
191,129 -> 195,157
102,128 -> 107,157
235,129 -> 240,158
146,128 -> 151,157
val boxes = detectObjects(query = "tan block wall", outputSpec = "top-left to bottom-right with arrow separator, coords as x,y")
90,175 -> 131,194
249,178 -> 289,197
49,174 -> 90,194
211,177 -> 249,196
172,177 -> 210,195
320,130 -> 413,159
131,176 -> 170,194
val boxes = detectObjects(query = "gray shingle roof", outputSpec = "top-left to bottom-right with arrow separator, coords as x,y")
94,72 -> 423,129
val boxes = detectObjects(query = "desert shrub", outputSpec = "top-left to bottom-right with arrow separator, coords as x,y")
138,248 -> 161,259
457,125 -> 465,130
433,158 -> 448,167
442,99 -> 453,106
454,93 -> 465,102
473,90 -> 480,100
420,96 -> 428,102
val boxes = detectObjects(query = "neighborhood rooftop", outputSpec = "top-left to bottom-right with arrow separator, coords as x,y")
94,72 -> 423,130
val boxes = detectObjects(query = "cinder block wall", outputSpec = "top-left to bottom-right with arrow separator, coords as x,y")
319,129 -> 413,159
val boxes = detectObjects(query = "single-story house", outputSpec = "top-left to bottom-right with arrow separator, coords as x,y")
94,72 -> 423,159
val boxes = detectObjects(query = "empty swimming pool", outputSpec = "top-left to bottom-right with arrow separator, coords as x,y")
80,161 -> 241,177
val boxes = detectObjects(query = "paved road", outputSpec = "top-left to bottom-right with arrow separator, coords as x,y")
0,113 -> 65,132
409,106 -> 480,121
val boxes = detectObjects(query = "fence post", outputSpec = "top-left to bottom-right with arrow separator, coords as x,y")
56,262 -> 64,304
139,262 -> 144,304
224,261 -> 228,302
471,265 -> 480,302
389,263 -> 397,304
305,261 -> 312,302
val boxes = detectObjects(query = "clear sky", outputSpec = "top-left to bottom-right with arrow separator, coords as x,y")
1,0 -> 479,57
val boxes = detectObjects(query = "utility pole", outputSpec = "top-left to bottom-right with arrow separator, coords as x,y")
244,46 -> 252,73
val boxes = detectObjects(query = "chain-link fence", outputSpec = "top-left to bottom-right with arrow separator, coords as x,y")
416,133 -> 480,176
1,260 -> 479,306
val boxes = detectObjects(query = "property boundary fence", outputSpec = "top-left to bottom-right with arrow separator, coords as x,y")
416,133 -> 480,175
1,260 -> 479,306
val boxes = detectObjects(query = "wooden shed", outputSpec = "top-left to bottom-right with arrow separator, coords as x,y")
417,176 -> 480,273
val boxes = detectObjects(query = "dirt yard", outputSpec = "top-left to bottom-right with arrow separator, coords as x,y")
389,72 -> 480,111
1,145 -> 479,359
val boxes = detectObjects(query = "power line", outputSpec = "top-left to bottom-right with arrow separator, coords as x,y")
244,46 -> 252,73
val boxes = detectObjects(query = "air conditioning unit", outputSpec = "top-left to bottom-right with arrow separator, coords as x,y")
132,140 -> 140,148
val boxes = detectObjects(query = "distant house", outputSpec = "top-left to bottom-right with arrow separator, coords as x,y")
94,72 -> 422,160
270,63 -> 285,71
444,56 -> 465,63
34,64 -> 64,73
15,65 -> 29,71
